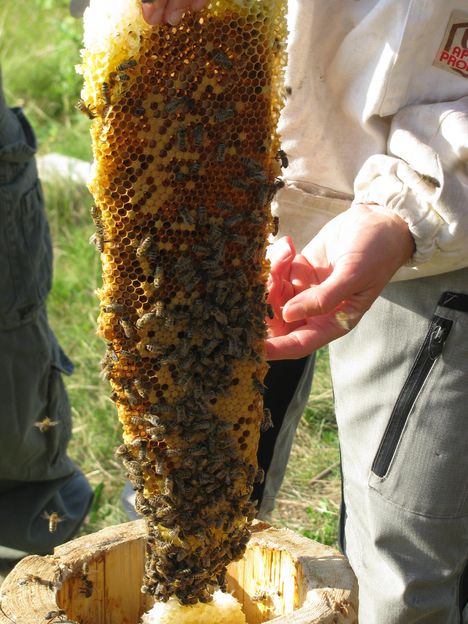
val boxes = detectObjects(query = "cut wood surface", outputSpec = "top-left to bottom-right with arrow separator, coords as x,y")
0,520 -> 357,624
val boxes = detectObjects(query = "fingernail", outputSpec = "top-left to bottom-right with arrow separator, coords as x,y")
167,9 -> 184,25
283,302 -> 306,322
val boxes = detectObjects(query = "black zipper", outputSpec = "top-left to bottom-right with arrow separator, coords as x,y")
371,315 -> 453,478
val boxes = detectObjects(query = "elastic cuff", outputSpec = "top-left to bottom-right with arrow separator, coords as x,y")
354,157 -> 443,266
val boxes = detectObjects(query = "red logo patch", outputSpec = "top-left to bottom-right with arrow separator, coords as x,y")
434,10 -> 468,78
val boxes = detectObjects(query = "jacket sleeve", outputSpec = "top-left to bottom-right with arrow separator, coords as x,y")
353,96 -> 468,279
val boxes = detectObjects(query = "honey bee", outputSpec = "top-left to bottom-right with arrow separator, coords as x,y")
129,438 -> 147,460
119,318 -> 137,340
193,123 -> 204,147
201,260 -> 223,278
254,467 -> 265,484
214,107 -> 235,122
230,177 -> 250,191
275,177 -> 286,191
165,96 -> 194,115
115,444 -> 133,462
34,418 -> 59,433
42,511 -> 65,533
253,377 -> 266,395
252,589 -> 271,602
143,412 -> 162,426
225,214 -> 243,228
216,143 -> 226,163
145,342 -> 164,355
177,126 -> 187,150
136,235 -> 153,258
119,349 -> 139,361
101,82 -> 111,106
109,390 -> 119,403
123,383 -> 140,406
241,156 -> 263,173
118,73 -> 130,81
276,149 -> 289,168
192,243 -> 210,258
189,162 -> 201,177
76,99 -> 96,119
148,425 -> 165,441
231,233 -> 248,246
211,306 -> 228,325
102,303 -> 126,315
89,230 -> 106,253
134,378 -> 149,399
116,59 -> 137,71
154,300 -> 167,319
208,223 -> 224,245
272,215 -> 280,236
182,271 -> 202,292
44,610 -> 72,623
175,170 -> 187,183
175,255 -> 193,273
136,311 -> 158,329
152,266 -> 164,289
233,268 -> 248,289
79,563 -> 93,598
210,49 -> 233,70
261,408 -> 273,432
90,204 -> 102,227
124,460 -> 143,479
18,574 -> 54,589
179,205 -> 194,225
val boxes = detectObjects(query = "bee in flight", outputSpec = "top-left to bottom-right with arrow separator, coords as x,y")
42,510 -> 66,533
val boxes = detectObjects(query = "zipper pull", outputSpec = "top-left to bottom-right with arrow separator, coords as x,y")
428,322 -> 450,360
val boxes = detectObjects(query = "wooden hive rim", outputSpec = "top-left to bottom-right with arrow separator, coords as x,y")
0,521 -> 357,624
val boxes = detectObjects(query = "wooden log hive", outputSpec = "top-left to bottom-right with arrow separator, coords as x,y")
0,520 -> 358,623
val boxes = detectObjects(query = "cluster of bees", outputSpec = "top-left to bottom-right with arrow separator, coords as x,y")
80,2 -> 287,605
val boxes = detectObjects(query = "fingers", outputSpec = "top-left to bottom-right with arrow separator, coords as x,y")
282,263 -> 362,323
265,235 -> 295,266
164,0 -> 191,25
265,236 -> 296,316
289,253 -> 318,294
141,0 -> 208,26
142,0 -> 169,25
265,313 -> 355,360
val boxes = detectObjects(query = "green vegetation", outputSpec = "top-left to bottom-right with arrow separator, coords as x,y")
0,0 -> 92,161
1,1 -> 340,544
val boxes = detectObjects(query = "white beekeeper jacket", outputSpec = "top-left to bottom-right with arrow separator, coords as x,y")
275,0 -> 468,280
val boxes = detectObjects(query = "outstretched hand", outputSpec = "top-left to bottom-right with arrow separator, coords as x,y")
265,204 -> 415,360
141,0 -> 209,25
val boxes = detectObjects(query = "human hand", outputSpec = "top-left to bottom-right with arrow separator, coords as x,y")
265,204 -> 415,360
141,0 -> 209,26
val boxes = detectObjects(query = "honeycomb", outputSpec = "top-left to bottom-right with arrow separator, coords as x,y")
79,0 -> 287,605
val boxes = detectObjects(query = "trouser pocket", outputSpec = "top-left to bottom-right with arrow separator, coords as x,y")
0,308 -> 74,482
369,291 -> 468,519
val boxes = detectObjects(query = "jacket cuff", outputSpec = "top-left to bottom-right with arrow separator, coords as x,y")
353,155 -> 443,266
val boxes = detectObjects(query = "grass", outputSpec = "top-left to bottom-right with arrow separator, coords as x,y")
0,0 -> 92,161
1,0 -> 341,546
